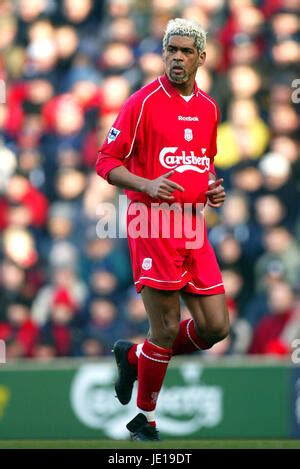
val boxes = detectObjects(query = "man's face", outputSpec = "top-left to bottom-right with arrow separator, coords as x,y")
163,35 -> 206,85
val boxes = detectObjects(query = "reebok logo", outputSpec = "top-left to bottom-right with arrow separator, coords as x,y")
178,116 -> 199,121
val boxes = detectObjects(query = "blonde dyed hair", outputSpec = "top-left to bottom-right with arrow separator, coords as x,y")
163,18 -> 207,53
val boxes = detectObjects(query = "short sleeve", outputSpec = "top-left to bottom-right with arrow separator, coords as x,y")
96,96 -> 142,181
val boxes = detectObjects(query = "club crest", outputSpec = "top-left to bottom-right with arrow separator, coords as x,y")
184,128 -> 193,141
142,258 -> 152,270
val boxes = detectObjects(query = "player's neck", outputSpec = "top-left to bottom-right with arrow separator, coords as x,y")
172,81 -> 194,96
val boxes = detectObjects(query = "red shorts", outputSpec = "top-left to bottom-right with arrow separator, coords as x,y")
127,202 -> 224,295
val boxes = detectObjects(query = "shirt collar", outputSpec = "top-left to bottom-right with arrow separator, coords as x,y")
158,73 -> 200,98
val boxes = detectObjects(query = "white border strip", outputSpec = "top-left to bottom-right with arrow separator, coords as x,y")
124,84 -> 162,159
141,350 -> 169,364
197,90 -> 218,120
186,318 -> 201,350
135,271 -> 188,285
158,76 -> 171,98
187,281 -> 223,291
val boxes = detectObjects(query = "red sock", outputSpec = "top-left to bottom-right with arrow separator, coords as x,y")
137,339 -> 172,411
127,344 -> 138,366
127,319 -> 209,365
172,319 -> 211,355
148,421 -> 156,427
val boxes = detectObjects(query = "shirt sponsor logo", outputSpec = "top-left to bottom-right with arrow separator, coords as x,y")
159,147 -> 210,174
142,258 -> 152,270
107,127 -> 120,144
178,116 -> 199,121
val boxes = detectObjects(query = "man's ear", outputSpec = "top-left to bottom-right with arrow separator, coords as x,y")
199,51 -> 206,66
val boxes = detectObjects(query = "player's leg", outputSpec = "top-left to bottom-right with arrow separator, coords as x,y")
173,292 -> 229,354
126,286 -> 180,440
141,286 -> 181,348
134,288 -> 180,412
172,217 -> 229,354
113,284 -> 184,412
115,203 -> 188,435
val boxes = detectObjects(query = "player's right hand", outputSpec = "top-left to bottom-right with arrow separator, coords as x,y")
144,170 -> 185,201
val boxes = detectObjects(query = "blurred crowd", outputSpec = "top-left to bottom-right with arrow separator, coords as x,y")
0,0 -> 299,361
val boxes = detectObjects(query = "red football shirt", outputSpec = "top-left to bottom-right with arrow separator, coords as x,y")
96,73 -> 220,206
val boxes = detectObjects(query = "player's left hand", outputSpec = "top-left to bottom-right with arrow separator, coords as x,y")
205,178 -> 226,208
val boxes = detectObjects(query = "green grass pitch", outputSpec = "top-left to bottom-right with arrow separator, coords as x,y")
0,439 -> 299,449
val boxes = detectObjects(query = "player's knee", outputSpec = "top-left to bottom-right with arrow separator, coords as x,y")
215,324 -> 229,342
152,321 -> 179,348
159,324 -> 179,344
207,322 -> 229,344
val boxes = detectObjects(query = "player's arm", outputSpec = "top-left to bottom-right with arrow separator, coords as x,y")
205,106 -> 225,208
96,96 -> 183,201
108,165 -> 184,202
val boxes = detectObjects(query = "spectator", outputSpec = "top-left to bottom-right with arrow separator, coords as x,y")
31,265 -> 87,326
38,288 -> 78,357
215,98 -> 269,169
255,226 -> 299,291
0,298 -> 39,358
249,282 -> 297,356
81,297 -> 125,354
